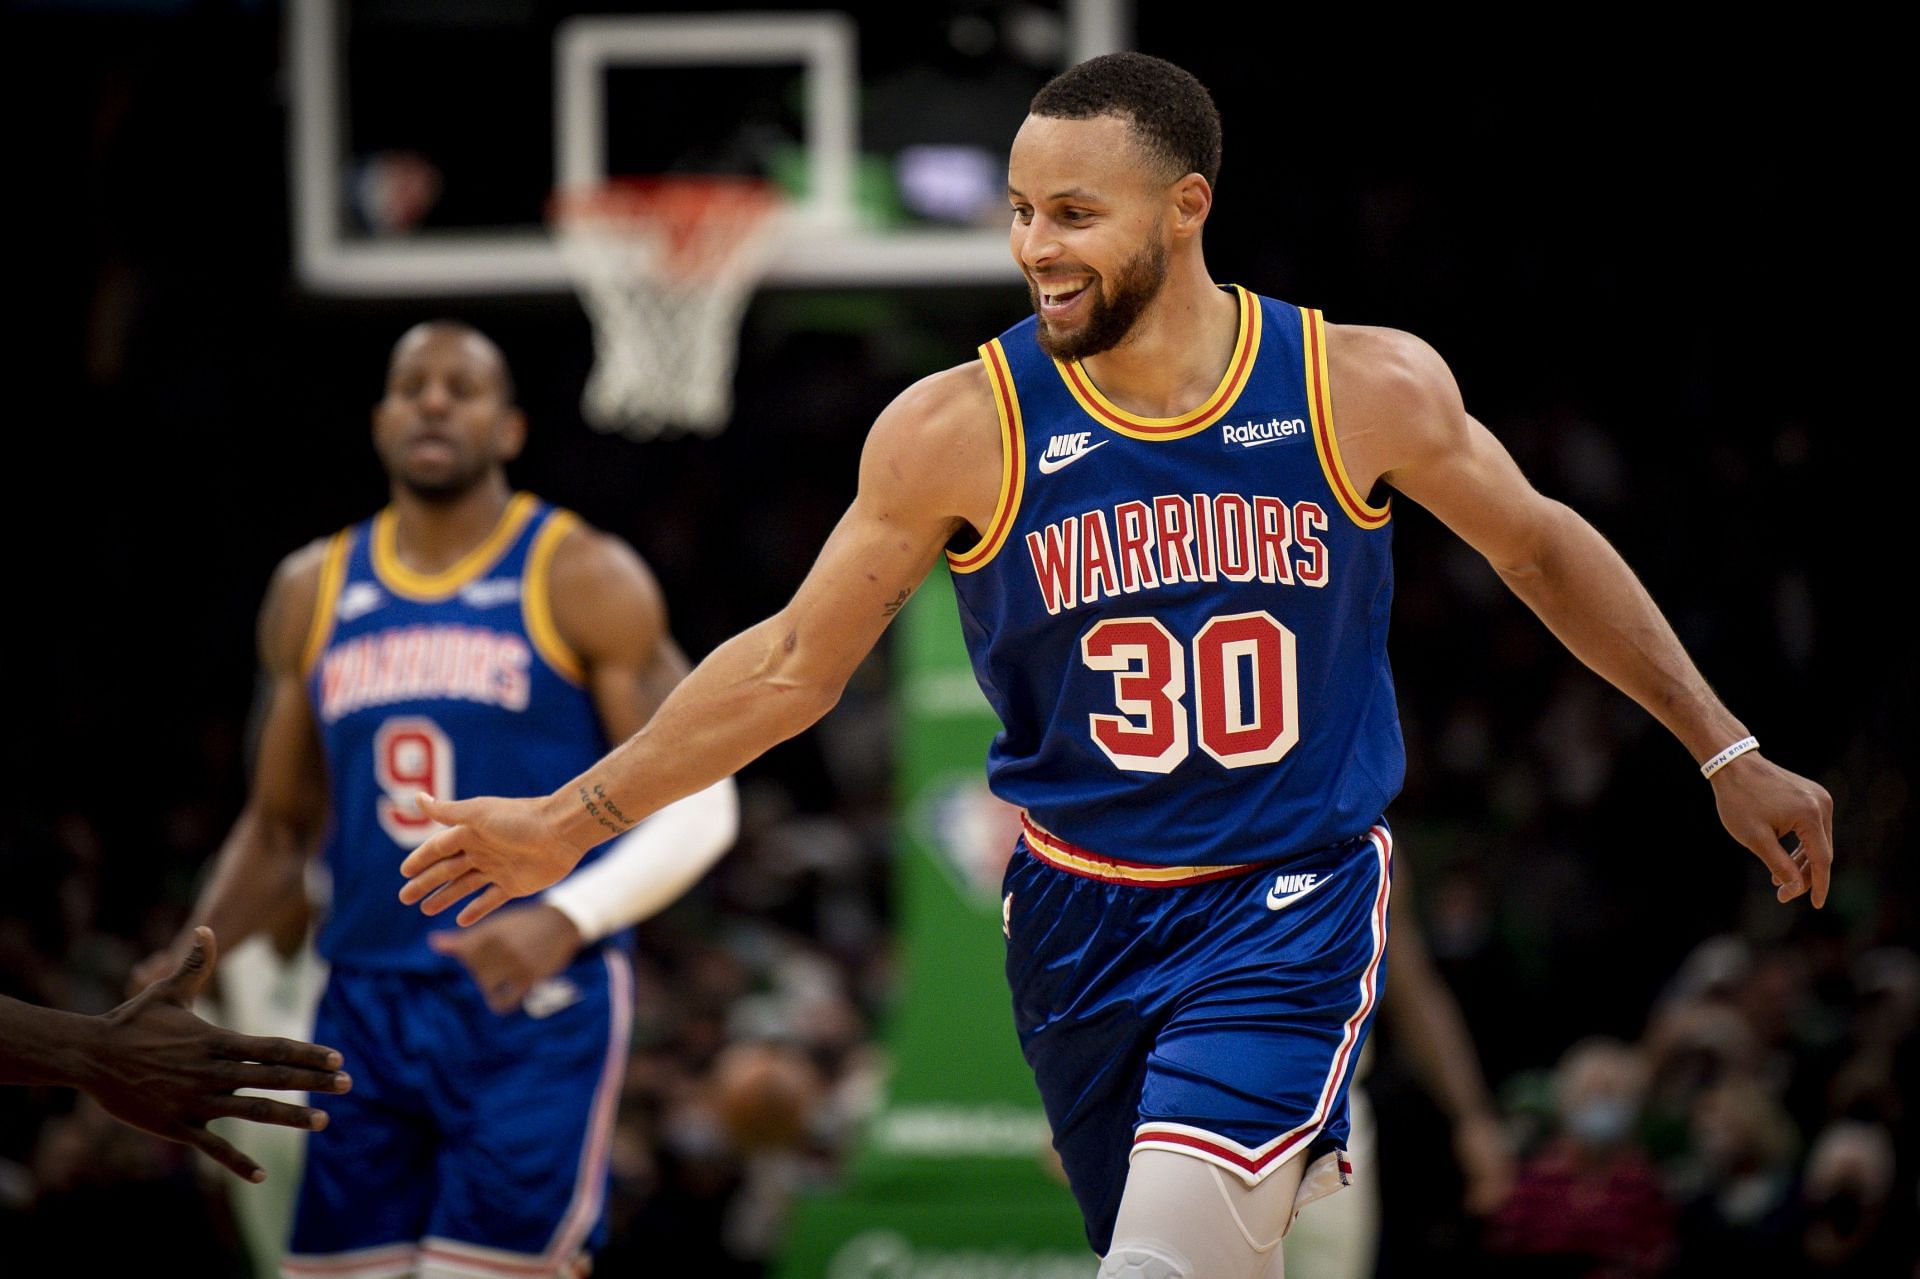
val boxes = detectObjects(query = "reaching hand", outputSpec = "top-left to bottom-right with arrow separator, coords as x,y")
1453,1110 -> 1517,1215
128,936 -> 193,998
1710,752 -> 1834,907
398,793 -> 584,926
89,927 -> 351,1182
427,903 -> 585,1015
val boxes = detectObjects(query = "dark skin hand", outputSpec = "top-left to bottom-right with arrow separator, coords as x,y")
7,928 -> 352,1183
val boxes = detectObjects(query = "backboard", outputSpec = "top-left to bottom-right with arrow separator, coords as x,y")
291,0 -> 1130,295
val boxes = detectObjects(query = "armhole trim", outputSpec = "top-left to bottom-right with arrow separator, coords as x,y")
299,530 -> 353,675
947,340 -> 1026,574
1304,308 -> 1392,529
524,510 -> 588,685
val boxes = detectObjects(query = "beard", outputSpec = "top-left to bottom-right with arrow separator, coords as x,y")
1029,233 -> 1170,362
388,447 -> 494,503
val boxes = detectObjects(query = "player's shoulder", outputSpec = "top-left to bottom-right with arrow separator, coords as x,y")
865,359 -> 1002,477
1323,321 -> 1465,432
541,509 -> 661,606
258,535 -> 338,670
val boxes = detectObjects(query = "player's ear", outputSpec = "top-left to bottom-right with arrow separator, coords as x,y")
497,406 -> 528,462
1169,173 -> 1211,240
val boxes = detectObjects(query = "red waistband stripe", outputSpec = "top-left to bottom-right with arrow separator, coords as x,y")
1019,812 -> 1260,886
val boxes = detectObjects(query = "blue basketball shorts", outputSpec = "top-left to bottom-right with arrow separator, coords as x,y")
1004,816 -> 1392,1255
282,947 -> 631,1279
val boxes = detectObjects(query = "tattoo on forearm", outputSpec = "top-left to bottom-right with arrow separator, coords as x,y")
592,784 -> 635,830
881,588 -> 912,618
576,785 -> 629,837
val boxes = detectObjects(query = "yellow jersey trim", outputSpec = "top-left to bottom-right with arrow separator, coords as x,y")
1020,814 -> 1259,886
371,492 -> 539,601
523,510 -> 588,685
947,339 -> 1027,574
299,530 -> 353,675
1303,308 -> 1391,529
1052,284 -> 1261,441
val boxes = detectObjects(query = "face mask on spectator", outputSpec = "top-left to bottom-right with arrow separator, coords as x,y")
1567,1097 -> 1634,1146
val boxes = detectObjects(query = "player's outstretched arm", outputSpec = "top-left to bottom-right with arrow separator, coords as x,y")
132,544 -> 333,990
428,524 -> 740,1012
3,928 -> 351,1183
402,363 -> 1003,924
1326,323 -> 1833,906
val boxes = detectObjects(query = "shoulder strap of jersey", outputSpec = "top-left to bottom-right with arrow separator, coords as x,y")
522,505 -> 588,684
946,339 -> 1027,575
1300,307 -> 1391,529
300,528 -> 355,675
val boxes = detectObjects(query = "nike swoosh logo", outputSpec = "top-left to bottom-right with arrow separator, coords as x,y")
1036,439 -> 1109,474
1265,879 -> 1328,911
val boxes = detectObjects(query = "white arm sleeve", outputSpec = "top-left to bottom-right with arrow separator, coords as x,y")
542,777 -> 740,943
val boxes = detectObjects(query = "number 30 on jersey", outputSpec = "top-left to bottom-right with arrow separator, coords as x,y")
1080,611 -> 1299,772
374,716 -> 454,847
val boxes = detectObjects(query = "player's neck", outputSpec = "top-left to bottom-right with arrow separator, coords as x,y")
386,476 -> 516,574
1076,266 -> 1240,420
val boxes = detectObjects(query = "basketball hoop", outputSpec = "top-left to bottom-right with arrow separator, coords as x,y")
550,177 -> 784,439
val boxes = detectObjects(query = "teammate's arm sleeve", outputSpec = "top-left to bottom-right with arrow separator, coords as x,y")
542,778 -> 740,941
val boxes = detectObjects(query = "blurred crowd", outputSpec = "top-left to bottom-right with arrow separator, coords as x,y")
1454,930 -> 1918,1277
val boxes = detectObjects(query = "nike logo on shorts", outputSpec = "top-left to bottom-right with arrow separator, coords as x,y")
1265,872 -> 1326,911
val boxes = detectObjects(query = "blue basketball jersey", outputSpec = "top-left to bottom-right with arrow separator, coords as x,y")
949,287 -> 1404,869
304,493 -> 612,970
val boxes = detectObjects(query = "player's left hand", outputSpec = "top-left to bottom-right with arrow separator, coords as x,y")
427,903 -> 585,1015
86,927 -> 351,1182
398,793 -> 584,926
1453,1109 -> 1516,1215
1709,752 -> 1833,908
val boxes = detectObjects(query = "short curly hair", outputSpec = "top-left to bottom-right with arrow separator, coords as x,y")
1029,52 -> 1222,187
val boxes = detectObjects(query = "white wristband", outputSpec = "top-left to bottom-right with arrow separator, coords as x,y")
1700,736 -> 1759,779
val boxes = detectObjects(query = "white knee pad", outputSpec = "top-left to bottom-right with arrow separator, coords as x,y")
1103,1148 -> 1309,1279
1099,1241 -> 1194,1279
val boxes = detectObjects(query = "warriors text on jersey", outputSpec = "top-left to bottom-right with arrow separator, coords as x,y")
303,493 -> 610,969
949,287 -> 1403,872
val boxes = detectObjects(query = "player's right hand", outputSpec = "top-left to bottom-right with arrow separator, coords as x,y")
1708,753 -> 1834,908
399,793 -> 583,927
85,927 -> 351,1183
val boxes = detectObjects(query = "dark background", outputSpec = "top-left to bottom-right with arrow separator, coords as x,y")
2,2 -> 1907,1275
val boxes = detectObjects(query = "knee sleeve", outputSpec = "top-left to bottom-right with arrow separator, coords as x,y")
1103,1148 -> 1308,1279
1098,1242 -> 1194,1279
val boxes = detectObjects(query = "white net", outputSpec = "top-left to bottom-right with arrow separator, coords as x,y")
552,179 -> 784,439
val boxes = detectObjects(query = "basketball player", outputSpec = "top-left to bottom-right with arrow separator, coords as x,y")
395,56 -> 1833,1277
2,927 -> 349,1184
138,321 -> 738,1279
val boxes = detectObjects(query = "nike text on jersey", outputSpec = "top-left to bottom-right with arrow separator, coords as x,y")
1037,432 -> 1109,474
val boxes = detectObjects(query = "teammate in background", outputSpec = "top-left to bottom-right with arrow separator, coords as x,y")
1285,867 -> 1516,1279
396,56 -> 1833,1278
1,927 -> 351,1184
136,322 -> 738,1279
